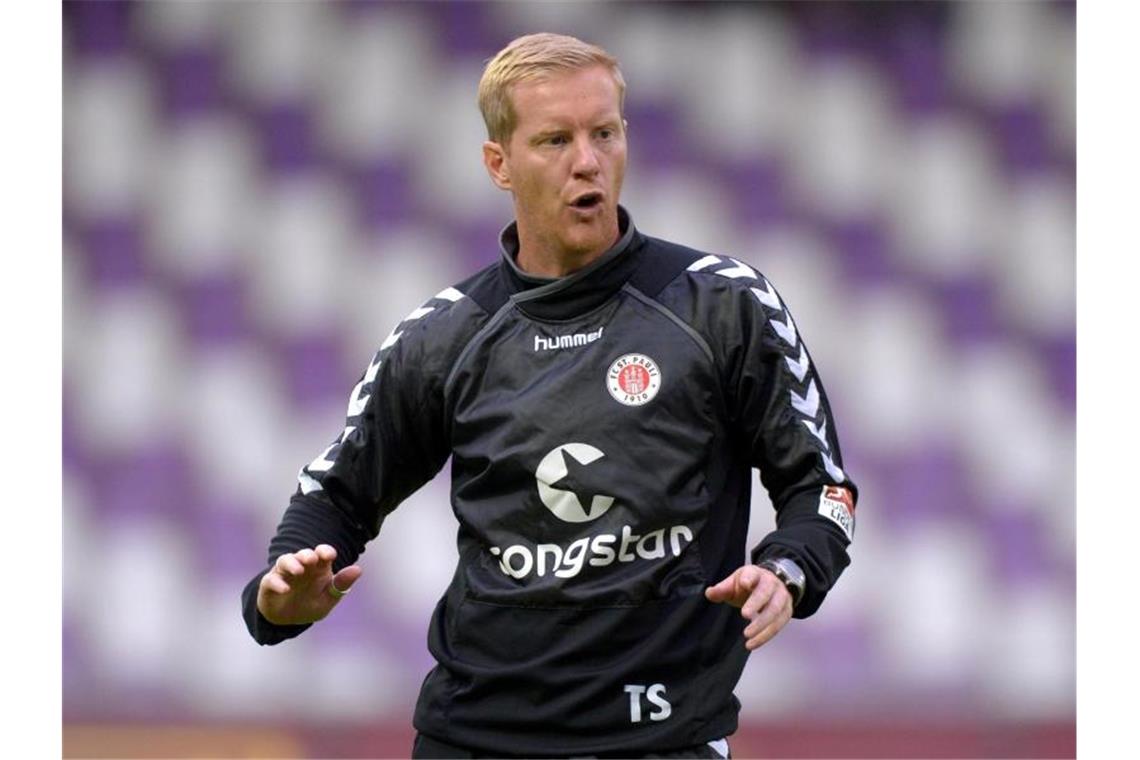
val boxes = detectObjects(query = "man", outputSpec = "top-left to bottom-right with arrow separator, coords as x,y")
242,33 -> 857,759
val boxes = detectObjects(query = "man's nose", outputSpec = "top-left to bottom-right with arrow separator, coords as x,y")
571,138 -> 601,177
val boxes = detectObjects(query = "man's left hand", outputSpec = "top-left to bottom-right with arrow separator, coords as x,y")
705,564 -> 793,651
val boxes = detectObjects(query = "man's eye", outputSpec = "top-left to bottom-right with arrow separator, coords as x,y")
597,129 -> 613,140
547,135 -> 567,146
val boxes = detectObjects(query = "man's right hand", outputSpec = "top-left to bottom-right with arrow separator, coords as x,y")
256,544 -> 363,626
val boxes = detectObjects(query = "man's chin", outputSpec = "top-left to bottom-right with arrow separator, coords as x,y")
565,211 -> 618,251
562,231 -> 615,261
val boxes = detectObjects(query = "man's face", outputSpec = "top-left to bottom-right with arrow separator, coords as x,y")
484,65 -> 627,264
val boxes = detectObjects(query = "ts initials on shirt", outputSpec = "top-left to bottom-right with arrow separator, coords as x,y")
624,683 -> 671,723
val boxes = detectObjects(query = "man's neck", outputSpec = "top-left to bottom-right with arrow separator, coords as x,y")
515,246 -> 603,279
514,228 -> 621,279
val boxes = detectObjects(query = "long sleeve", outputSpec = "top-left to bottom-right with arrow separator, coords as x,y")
242,290 -> 465,644
723,274 -> 858,618
241,493 -> 374,644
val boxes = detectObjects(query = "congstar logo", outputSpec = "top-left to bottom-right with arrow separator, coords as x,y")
484,443 -> 694,581
535,443 -> 615,522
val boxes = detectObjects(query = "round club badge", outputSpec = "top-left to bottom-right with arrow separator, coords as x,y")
606,353 -> 662,406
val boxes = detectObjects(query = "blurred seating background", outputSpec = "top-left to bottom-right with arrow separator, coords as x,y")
62,1 -> 1074,756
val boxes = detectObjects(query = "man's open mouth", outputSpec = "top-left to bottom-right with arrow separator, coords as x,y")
570,192 -> 603,209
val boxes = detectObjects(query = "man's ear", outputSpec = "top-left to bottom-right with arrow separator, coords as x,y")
483,141 -> 511,191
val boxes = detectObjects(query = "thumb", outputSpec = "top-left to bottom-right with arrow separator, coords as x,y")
331,565 -> 363,593
705,571 -> 740,602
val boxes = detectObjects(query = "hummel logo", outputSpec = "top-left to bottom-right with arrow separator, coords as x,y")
535,326 -> 604,352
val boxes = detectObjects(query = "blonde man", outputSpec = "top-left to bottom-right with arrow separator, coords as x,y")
245,33 -> 856,759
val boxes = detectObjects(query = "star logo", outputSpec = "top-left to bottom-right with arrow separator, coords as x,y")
535,443 -> 616,523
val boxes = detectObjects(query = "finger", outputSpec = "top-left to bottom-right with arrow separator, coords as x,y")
704,575 -> 736,602
737,566 -> 761,591
261,572 -> 292,595
706,566 -> 756,604
743,593 -> 785,638
315,544 -> 337,563
740,575 -> 776,620
313,549 -> 335,575
745,604 -> 793,651
275,553 -> 305,577
736,567 -> 763,604
295,548 -> 319,567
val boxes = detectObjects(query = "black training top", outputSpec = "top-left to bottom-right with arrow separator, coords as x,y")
242,207 -> 857,756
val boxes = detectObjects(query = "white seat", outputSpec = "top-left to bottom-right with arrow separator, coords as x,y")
784,58 -> 901,222
135,0 -> 226,51
344,225 -> 464,367
246,174 -> 358,336
181,347 -> 291,515
226,0 -> 337,105
84,516 -> 196,688
952,344 -> 1075,528
148,117 -> 259,279
947,0 -> 1054,108
675,8 -> 800,161
313,6 -> 435,162
65,59 -> 157,219
885,115 -> 1001,280
832,286 -> 955,456
68,288 -> 183,455
993,173 -> 1075,337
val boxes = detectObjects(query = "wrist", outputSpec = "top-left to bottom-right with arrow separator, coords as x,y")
757,557 -> 806,608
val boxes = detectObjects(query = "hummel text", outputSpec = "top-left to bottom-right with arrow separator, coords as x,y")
534,327 -> 604,352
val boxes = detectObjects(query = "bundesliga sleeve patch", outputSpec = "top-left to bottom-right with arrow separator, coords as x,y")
818,485 -> 855,541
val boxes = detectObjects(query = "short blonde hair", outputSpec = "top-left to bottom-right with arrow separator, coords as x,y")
478,33 -> 626,145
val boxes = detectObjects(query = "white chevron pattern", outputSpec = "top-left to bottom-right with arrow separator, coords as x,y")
687,255 -> 722,272
750,279 -> 782,310
298,469 -> 322,495
379,330 -> 403,351
305,439 -> 339,473
688,257 -> 846,486
803,417 -> 828,447
435,286 -> 465,302
770,311 -> 798,348
713,258 -> 758,279
785,344 -> 810,382
346,377 -> 371,417
405,306 -> 436,321
790,378 -> 820,418
821,452 -> 846,482
300,287 -> 467,493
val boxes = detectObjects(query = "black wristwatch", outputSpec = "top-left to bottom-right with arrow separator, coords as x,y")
757,557 -> 806,608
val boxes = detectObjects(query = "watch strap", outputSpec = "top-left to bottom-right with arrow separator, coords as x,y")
758,557 -> 806,608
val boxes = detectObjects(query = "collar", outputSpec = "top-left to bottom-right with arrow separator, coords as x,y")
497,205 -> 646,321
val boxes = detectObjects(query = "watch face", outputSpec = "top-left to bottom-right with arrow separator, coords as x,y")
764,558 -> 805,604
779,558 -> 805,587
